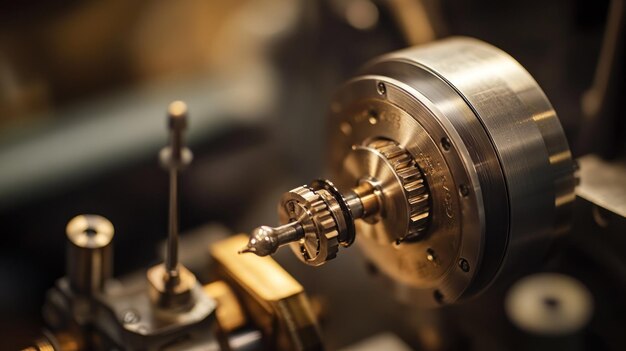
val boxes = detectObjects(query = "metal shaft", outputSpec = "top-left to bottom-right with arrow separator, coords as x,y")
161,100 -> 190,283
167,168 -> 179,278
239,222 -> 305,256
240,182 -> 377,257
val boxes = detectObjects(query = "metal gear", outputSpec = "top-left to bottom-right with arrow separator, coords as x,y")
367,139 -> 430,241
279,186 -> 340,266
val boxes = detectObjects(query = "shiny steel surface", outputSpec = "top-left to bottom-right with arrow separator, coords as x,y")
279,186 -> 340,266
345,138 -> 431,244
330,95 -> 475,304
577,155 -> 626,218
328,37 -> 575,305
239,224 -> 304,256
160,100 -> 192,282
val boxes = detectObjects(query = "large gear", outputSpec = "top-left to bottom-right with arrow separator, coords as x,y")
278,185 -> 340,266
367,139 -> 430,241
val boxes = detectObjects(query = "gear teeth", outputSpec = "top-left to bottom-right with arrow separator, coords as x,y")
368,139 -> 431,236
282,186 -> 340,263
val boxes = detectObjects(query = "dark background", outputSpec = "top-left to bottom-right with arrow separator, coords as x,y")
0,0 -> 623,349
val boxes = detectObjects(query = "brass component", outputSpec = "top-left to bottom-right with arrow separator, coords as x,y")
147,263 -> 196,309
366,138 -> 430,240
242,138 -> 432,263
211,234 -> 322,351
65,214 -> 114,295
22,332 -> 80,351
203,281 -> 246,333
352,180 -> 380,219
22,339 -> 54,351
244,37 -> 574,306
327,37 -> 575,305
281,186 -> 340,266
53,332 -> 80,351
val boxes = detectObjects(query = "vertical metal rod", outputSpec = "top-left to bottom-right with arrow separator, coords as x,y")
167,168 -> 179,279
162,100 -> 189,284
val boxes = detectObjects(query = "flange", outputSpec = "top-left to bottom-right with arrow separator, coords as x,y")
327,37 -> 576,306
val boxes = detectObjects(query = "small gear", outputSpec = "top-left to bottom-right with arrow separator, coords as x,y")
279,186 -> 340,266
367,139 -> 430,240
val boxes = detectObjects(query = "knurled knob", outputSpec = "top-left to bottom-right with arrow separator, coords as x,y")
279,186 -> 340,266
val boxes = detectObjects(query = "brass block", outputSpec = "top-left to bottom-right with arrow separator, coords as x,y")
203,280 -> 246,333
210,234 -> 322,351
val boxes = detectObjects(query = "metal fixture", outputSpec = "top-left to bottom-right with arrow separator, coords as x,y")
240,138 -> 431,266
36,102 -> 217,350
30,101 -> 322,350
212,235 -> 322,351
148,100 -> 196,310
66,214 -> 114,295
242,37 -> 576,306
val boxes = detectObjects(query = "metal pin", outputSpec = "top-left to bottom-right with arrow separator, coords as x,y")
159,101 -> 193,283
239,222 -> 304,256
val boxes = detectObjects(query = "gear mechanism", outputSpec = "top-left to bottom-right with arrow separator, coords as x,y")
239,138 -> 432,266
366,139 -> 430,241
279,186 -> 340,266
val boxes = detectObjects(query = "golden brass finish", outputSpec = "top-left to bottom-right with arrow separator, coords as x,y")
210,234 -> 322,351
352,180 -> 380,220
22,332 -> 80,351
203,280 -> 246,333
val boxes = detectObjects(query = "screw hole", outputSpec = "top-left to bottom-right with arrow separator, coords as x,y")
377,82 -> 386,95
440,137 -> 451,151
542,296 -> 561,311
458,258 -> 470,272
459,184 -> 470,197
433,290 -> 444,304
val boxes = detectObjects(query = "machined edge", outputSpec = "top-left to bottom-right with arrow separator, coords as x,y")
329,76 -> 485,306
373,37 -> 576,278
310,179 -> 356,247
360,58 -> 511,299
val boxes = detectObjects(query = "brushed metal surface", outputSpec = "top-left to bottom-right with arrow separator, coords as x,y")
327,37 -> 575,305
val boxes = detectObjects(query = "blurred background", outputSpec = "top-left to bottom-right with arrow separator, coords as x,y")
0,0 -> 623,350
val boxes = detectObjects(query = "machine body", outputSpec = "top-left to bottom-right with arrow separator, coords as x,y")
27,37 -> 579,350
242,37 -> 576,306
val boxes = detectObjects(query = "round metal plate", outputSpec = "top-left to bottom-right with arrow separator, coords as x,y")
329,80 -> 483,305
326,37 -> 575,306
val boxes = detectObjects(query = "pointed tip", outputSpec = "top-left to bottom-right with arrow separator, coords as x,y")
238,246 -> 255,255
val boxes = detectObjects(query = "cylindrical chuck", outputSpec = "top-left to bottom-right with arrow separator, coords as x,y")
240,139 -> 432,266
66,214 -> 114,295
240,180 -> 360,266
